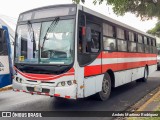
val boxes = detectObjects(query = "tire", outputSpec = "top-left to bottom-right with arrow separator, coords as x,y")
141,67 -> 148,82
96,73 -> 111,101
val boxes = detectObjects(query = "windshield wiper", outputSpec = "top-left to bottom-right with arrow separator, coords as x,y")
27,20 -> 35,43
27,20 -> 37,57
41,17 -> 60,50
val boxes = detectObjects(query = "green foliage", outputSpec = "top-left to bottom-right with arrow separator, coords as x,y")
72,0 -> 85,4
147,22 -> 160,37
72,0 -> 160,20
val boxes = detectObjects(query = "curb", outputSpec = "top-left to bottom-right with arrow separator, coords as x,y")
0,85 -> 12,92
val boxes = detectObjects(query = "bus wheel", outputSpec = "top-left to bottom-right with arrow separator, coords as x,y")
96,73 -> 111,101
141,67 -> 148,82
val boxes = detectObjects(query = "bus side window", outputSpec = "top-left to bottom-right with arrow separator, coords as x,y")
87,30 -> 100,53
128,32 -> 137,52
85,22 -> 101,53
103,23 -> 116,51
137,34 -> 144,53
103,37 -> 116,51
117,28 -> 127,52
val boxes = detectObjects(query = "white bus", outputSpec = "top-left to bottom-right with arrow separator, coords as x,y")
13,4 -> 157,101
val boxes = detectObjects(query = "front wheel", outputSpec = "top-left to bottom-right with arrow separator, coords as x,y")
96,73 -> 111,101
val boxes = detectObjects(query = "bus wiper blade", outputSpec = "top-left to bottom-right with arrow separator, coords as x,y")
27,20 -> 35,43
27,21 -> 37,57
41,17 -> 60,50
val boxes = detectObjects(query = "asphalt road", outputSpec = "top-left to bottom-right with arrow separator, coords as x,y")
0,71 -> 160,120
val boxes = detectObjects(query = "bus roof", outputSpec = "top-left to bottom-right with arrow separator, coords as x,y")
19,4 -> 155,39
77,4 -> 155,39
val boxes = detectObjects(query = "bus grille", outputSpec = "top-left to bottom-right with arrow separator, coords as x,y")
26,87 -> 50,93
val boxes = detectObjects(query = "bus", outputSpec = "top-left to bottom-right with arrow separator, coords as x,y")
0,24 -> 13,88
13,4 -> 157,101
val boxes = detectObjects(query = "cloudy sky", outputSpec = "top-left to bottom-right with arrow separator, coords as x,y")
0,0 -> 158,32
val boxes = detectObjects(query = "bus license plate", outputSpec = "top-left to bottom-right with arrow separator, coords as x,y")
34,86 -> 42,92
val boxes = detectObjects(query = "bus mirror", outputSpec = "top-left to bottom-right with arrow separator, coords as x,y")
86,27 -> 91,42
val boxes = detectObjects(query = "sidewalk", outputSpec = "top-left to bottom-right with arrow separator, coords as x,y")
0,85 -> 12,92
127,88 -> 160,120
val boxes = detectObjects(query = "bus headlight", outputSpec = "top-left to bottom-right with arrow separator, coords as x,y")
67,81 -> 72,86
19,78 -> 23,83
57,80 -> 75,87
16,77 -> 19,82
61,81 -> 65,86
15,77 -> 23,83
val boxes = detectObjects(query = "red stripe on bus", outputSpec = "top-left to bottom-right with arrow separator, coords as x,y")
68,68 -> 74,72
20,72 -> 74,80
97,52 -> 157,58
84,65 -> 102,77
15,67 -> 74,80
65,96 -> 71,99
102,60 -> 156,73
84,60 -> 157,77
54,94 -> 60,97
97,52 -> 102,58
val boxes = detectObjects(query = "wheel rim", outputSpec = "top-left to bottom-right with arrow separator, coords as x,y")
102,79 -> 109,94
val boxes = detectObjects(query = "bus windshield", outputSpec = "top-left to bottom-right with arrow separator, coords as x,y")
15,19 -> 74,65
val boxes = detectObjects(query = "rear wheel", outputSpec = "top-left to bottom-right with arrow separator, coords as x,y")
136,67 -> 148,82
96,73 -> 111,101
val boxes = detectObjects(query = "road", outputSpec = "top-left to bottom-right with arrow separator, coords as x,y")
0,71 -> 160,120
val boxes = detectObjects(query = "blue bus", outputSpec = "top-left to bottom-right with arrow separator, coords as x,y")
0,24 -> 13,88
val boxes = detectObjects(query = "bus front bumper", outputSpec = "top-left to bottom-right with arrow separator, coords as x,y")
13,80 -> 77,99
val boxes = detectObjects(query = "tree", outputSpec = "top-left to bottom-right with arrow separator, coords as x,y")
147,21 -> 160,37
72,0 -> 160,20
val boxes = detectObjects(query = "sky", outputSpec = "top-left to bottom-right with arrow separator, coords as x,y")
0,0 -> 158,32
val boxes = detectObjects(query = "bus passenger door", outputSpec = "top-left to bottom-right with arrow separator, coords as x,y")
77,13 -> 103,97
0,27 -> 12,88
